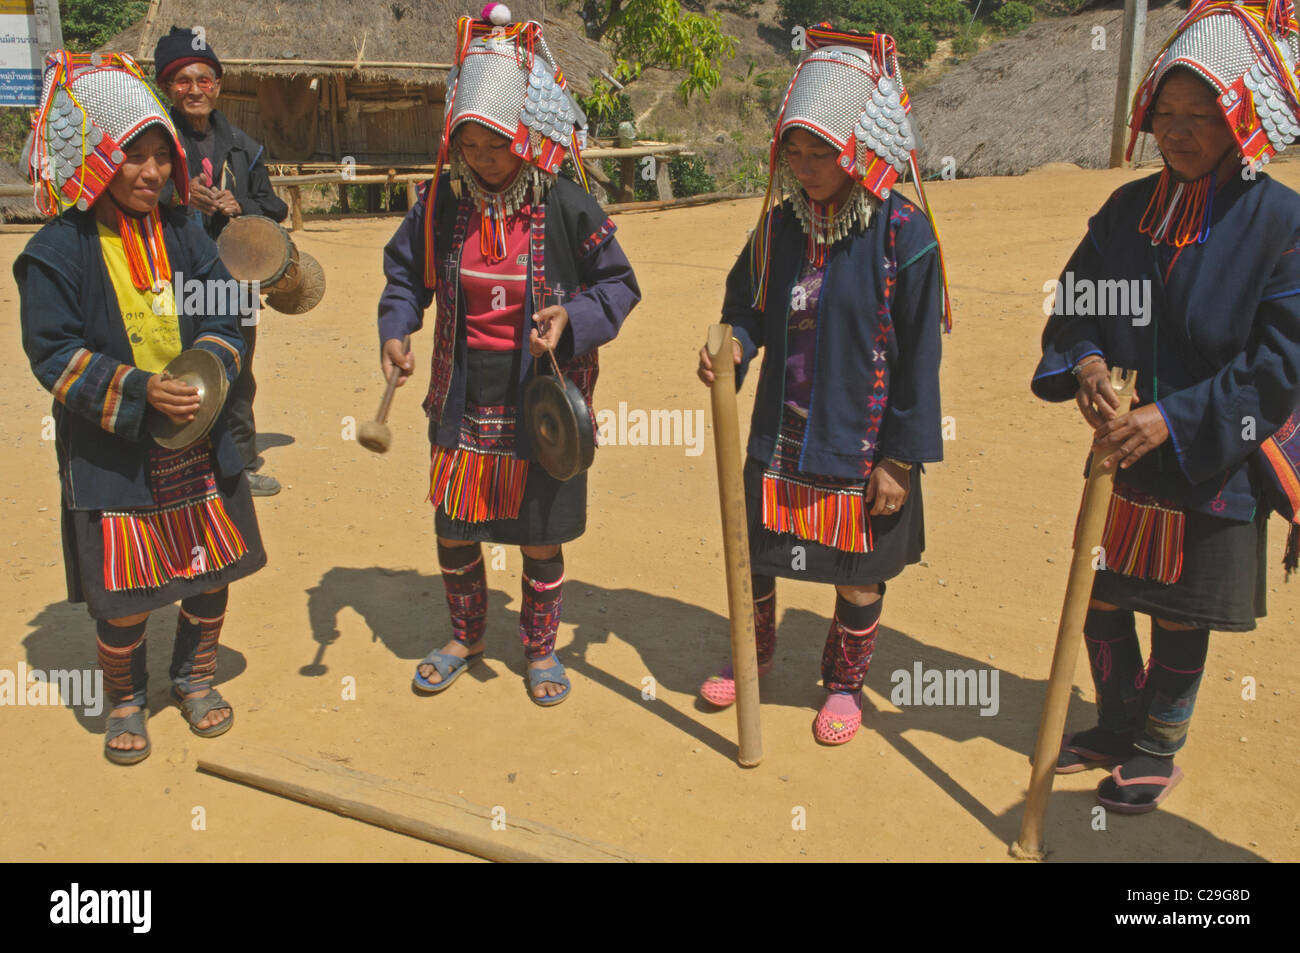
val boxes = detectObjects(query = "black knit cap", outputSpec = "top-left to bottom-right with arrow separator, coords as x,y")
154,26 -> 223,83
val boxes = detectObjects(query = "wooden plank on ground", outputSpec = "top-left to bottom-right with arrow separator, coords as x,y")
197,743 -> 652,863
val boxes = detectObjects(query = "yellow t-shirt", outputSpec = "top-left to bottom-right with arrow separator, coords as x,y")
97,220 -> 181,373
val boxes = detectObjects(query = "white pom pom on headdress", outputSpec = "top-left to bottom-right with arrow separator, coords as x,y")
482,3 -> 511,24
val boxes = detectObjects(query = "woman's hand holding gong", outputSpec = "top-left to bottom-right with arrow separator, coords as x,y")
530,305 -> 569,357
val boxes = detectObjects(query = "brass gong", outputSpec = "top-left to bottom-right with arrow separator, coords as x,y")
147,349 -> 229,450
524,357 -> 595,481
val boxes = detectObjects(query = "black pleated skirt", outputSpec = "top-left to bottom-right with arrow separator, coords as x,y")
1090,508 -> 1268,631
744,457 -> 925,585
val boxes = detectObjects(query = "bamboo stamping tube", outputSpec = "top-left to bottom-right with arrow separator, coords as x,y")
1013,367 -> 1137,860
705,324 -> 763,767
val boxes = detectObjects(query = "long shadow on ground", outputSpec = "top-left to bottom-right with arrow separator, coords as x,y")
21,600 -> 247,735
298,568 -> 1265,861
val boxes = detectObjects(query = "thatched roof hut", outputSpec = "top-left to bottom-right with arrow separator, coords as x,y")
0,161 -> 43,223
911,1 -> 1190,178
101,0 -> 611,167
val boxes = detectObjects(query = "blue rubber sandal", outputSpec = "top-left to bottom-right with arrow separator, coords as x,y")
527,653 -> 571,707
173,686 -> 235,738
104,710 -> 151,765
413,650 -> 483,694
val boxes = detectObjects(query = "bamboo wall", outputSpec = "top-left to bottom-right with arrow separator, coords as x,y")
214,72 -> 445,166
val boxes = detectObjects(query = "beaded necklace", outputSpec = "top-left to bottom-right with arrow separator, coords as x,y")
780,159 -> 875,266
113,205 -> 171,292
452,152 -> 553,265
1138,166 -> 1215,247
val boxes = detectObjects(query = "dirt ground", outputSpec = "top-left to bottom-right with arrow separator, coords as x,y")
1,163 -> 1297,863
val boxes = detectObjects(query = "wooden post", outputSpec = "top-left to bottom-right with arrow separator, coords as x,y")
406,181 -> 418,207
136,0 -> 162,59
618,155 -> 635,203
655,155 -> 674,201
705,323 -> 763,767
1109,0 -> 1148,168
288,186 -> 304,231
1013,368 -> 1137,860
338,184 -> 350,214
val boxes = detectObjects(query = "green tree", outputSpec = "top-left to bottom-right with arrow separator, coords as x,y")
990,0 -> 1034,33
893,22 -> 937,68
59,0 -> 150,51
580,0 -> 738,119
844,0 -> 903,35
778,0 -> 851,33
927,0 -> 969,38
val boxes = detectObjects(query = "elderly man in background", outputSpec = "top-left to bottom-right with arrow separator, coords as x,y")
155,26 -> 288,497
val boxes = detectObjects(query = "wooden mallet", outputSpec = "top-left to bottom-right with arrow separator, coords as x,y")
1012,366 -> 1137,861
705,323 -> 763,767
360,335 -> 410,454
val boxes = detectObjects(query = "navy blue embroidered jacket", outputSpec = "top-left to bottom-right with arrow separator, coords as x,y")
1032,173 -> 1300,521
377,173 -> 640,458
161,108 -> 289,239
16,207 -> 249,510
723,193 -> 945,480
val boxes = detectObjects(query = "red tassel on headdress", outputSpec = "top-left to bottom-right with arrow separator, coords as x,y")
1265,0 -> 1296,33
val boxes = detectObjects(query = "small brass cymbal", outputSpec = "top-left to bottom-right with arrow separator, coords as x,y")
147,348 -> 229,450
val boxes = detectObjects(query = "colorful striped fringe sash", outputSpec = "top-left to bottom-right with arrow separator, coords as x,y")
429,402 -> 530,522
101,442 -> 247,591
760,411 -> 872,553
1095,483 -> 1185,584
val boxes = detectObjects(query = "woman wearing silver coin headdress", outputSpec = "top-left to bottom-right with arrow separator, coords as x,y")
378,5 -> 640,706
697,23 -> 952,746
1033,0 -> 1300,813
15,51 -> 265,765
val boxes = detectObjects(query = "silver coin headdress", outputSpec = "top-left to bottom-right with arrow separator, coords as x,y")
1127,0 -> 1300,170
24,50 -> 189,216
424,8 -> 591,288
750,24 -> 950,329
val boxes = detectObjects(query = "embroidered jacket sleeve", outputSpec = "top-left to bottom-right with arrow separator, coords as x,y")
178,215 -> 248,384
17,229 -> 152,441
720,238 -> 764,390
876,215 -> 944,464
556,197 -> 640,361
378,189 -> 436,345
1031,201 -> 1116,402
1156,230 -> 1300,486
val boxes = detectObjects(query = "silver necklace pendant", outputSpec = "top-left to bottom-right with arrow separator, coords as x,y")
784,163 -> 876,249
452,152 -> 553,217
